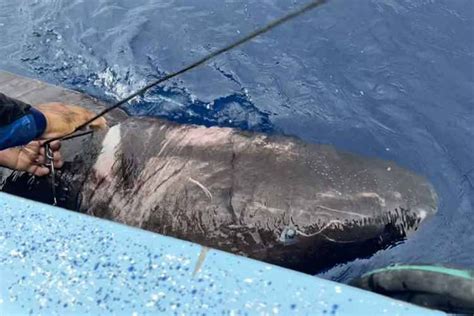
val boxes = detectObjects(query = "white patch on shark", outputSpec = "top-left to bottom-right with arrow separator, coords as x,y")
93,125 -> 121,179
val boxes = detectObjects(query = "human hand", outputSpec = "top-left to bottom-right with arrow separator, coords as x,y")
0,140 -> 63,176
35,102 -> 107,139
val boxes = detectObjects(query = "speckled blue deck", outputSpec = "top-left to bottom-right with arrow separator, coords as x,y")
0,192 -> 441,315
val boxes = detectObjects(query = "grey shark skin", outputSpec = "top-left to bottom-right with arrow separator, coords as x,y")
0,117 -> 438,273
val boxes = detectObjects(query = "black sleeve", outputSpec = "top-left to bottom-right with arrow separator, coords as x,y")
0,93 -> 33,126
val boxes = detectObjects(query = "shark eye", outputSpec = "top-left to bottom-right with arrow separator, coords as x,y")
279,227 -> 298,244
285,228 -> 296,239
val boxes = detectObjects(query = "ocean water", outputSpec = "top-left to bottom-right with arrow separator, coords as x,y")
0,0 -> 472,282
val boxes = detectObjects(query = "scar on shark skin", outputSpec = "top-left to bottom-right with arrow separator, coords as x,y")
188,177 -> 213,200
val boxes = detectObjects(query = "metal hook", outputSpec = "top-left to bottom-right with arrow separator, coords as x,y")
44,144 -> 57,206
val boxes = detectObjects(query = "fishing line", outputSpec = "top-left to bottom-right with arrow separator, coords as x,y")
44,0 -> 330,205
44,0 -> 329,145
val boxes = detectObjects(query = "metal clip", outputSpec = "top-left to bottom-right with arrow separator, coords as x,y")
45,144 -> 57,206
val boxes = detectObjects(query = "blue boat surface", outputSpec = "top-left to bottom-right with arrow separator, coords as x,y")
0,192 -> 441,315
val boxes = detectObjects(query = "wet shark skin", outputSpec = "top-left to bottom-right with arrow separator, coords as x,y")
0,117 -> 437,273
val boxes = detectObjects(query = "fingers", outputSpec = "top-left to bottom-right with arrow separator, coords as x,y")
22,144 -> 40,158
37,140 -> 61,150
53,150 -> 64,169
28,140 -> 64,171
36,148 -> 46,164
22,142 -> 42,163
2,140 -> 64,177
29,153 -> 62,176
37,140 -> 64,169
49,141 -> 64,168
49,140 -> 62,151
31,165 -> 50,177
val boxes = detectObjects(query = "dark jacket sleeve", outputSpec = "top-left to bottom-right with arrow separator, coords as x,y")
0,93 -> 47,150
0,92 -> 32,126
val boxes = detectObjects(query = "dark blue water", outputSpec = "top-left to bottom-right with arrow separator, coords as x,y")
1,0 -> 473,282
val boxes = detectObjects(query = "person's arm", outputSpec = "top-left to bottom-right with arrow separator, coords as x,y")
0,93 -> 107,151
0,93 -> 47,150
0,93 -> 106,175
